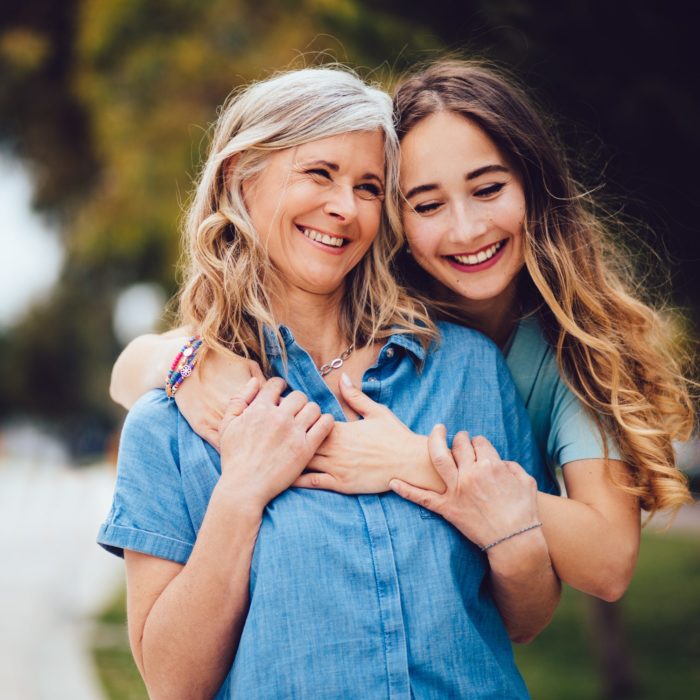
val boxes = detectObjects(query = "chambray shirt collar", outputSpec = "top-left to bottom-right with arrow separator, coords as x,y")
263,324 -> 426,362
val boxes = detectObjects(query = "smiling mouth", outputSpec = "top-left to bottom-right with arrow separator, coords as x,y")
296,225 -> 348,249
447,239 -> 506,266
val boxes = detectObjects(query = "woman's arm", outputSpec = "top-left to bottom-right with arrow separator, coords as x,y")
537,458 -> 640,601
390,426 -> 560,643
295,379 -> 640,602
125,378 -> 334,699
110,331 -> 264,449
110,331 -> 188,409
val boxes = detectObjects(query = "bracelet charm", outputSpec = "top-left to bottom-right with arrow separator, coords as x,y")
165,335 -> 202,398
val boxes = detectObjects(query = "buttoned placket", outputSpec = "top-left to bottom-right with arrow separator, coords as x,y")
273,331 -> 413,698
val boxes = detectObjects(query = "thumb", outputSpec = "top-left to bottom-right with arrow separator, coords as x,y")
389,478 -> 442,515
339,373 -> 384,418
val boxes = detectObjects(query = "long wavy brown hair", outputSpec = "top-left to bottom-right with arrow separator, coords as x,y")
393,60 -> 696,516
178,67 -> 435,374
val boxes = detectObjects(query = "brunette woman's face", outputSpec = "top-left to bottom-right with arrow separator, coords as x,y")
400,111 -> 526,308
244,130 -> 386,296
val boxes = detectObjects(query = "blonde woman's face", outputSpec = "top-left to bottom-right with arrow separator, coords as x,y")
400,111 -> 526,309
244,131 -> 386,296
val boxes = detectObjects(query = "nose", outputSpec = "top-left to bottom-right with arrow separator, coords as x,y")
324,183 -> 358,223
446,199 -> 489,246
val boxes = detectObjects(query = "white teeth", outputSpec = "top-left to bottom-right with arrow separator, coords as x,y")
452,241 -> 504,266
301,227 -> 344,248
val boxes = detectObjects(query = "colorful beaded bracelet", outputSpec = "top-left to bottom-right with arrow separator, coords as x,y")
165,335 -> 203,398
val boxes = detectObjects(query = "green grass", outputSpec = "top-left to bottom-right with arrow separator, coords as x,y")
92,533 -> 700,699
92,590 -> 148,700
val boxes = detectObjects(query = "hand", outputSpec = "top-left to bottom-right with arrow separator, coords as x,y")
389,426 -> 541,551
292,374 -> 439,494
217,377 -> 334,512
175,347 -> 265,451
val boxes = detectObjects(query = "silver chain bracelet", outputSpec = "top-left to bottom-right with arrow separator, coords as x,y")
479,522 -> 543,552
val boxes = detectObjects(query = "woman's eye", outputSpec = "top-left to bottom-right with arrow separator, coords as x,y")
414,201 -> 442,214
355,183 -> 384,200
307,168 -> 332,181
475,183 -> 505,198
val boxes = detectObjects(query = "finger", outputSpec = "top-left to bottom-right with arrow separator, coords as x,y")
339,373 -> 385,418
389,478 -> 442,514
427,424 -> 458,487
203,428 -> 221,453
279,390 -> 308,416
295,401 -> 321,430
248,360 -> 266,383
222,376 -> 260,420
505,461 -> 537,490
292,472 -> 342,491
451,431 -> 476,469
306,413 -> 335,450
471,435 -> 502,463
254,376 -> 286,405
307,453 -> 333,471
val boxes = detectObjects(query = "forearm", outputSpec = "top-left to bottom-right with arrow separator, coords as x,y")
537,490 -> 639,601
139,484 -> 261,699
110,332 -> 186,409
487,529 -> 561,644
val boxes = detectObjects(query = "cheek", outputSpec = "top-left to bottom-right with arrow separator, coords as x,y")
405,219 -> 443,261
358,205 -> 382,245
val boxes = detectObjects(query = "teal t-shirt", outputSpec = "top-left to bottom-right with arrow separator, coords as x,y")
504,316 -> 622,478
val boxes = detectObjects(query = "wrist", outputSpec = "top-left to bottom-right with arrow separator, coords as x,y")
487,527 -> 552,579
212,476 -> 266,523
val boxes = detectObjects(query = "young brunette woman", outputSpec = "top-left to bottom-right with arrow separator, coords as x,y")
110,62 -> 694,608
99,67 -> 560,700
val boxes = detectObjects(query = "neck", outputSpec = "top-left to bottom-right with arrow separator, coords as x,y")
433,280 -> 520,350
272,282 -> 351,366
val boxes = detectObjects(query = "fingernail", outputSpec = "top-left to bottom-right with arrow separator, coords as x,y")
389,479 -> 399,490
341,372 -> 353,387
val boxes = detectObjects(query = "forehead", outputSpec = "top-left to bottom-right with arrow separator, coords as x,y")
290,131 -> 386,171
400,112 -> 503,180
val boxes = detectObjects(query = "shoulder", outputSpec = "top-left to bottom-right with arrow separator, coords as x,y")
506,316 -> 564,399
120,389 -> 181,461
434,320 -> 502,359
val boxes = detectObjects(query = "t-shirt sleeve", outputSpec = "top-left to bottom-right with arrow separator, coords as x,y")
495,354 -> 559,495
549,377 -> 624,467
97,390 -> 196,564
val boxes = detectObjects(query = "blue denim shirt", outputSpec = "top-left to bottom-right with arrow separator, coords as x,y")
98,321 -> 556,699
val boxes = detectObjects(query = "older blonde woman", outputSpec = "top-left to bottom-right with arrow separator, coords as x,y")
98,67 -> 559,700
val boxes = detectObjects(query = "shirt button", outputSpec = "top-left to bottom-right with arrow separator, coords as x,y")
385,347 -> 395,358
366,377 -> 379,384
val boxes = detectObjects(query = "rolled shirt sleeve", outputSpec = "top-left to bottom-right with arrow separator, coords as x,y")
97,389 -> 196,564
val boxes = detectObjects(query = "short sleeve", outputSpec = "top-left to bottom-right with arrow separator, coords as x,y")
97,390 -> 196,563
495,353 -> 559,495
549,379 -> 623,467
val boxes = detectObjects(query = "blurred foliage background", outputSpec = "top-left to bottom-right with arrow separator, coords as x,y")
1,4 -> 698,700
1,0 -> 698,454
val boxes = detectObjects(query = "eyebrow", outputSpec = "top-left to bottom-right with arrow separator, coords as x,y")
404,164 -> 510,200
300,159 -> 384,186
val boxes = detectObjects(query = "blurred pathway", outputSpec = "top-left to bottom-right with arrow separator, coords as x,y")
0,459 -> 123,700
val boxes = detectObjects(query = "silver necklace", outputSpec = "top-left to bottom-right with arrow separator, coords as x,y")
318,343 -> 355,377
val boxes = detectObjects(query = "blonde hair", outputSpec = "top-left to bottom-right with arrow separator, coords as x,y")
394,60 -> 696,517
178,67 -> 435,373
